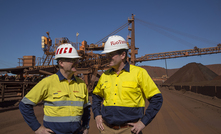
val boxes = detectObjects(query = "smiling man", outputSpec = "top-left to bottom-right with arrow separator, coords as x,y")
19,43 -> 91,134
92,35 -> 163,134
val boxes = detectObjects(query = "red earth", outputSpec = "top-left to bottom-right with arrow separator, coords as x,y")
1,87 -> 221,134
1,63 -> 221,133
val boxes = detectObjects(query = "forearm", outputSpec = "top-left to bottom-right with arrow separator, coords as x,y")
82,105 -> 91,127
141,93 -> 163,125
92,93 -> 103,117
19,101 -> 41,131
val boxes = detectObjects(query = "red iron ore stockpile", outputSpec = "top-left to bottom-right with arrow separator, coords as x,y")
163,62 -> 219,86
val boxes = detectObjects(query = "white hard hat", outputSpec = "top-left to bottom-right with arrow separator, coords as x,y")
55,43 -> 81,60
101,35 -> 129,53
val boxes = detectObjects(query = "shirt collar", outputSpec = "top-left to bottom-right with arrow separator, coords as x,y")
123,62 -> 130,72
110,62 -> 130,72
56,70 -> 77,82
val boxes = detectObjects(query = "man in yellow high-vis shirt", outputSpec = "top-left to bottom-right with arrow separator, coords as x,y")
92,35 -> 163,134
19,43 -> 91,134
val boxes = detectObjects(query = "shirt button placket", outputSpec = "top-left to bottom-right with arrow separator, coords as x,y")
114,75 -> 119,105
70,83 -> 74,115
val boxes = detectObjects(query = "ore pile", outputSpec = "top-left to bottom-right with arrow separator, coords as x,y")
163,62 -> 220,86
204,75 -> 221,86
213,75 -> 221,80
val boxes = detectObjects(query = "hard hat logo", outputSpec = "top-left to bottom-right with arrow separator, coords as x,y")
110,40 -> 127,46
101,35 -> 129,53
54,43 -> 81,60
56,47 -> 73,55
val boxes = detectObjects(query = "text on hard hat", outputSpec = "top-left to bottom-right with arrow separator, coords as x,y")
56,47 -> 73,55
110,40 -> 126,46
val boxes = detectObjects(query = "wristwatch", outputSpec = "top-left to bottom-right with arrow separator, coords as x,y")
84,125 -> 90,129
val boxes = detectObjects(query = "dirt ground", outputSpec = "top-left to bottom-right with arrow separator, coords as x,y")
1,87 -> 221,134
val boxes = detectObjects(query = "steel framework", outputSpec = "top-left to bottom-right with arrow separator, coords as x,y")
136,45 -> 221,62
0,14 -> 221,103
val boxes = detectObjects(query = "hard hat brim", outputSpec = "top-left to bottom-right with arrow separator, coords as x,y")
101,47 -> 129,54
55,56 -> 81,60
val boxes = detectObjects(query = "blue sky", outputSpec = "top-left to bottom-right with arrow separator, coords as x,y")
0,0 -> 220,70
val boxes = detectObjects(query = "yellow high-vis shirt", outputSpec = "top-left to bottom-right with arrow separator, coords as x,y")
93,64 -> 161,108
22,73 -> 90,122
92,62 -> 163,126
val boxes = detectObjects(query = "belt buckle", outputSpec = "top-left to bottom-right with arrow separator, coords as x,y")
116,125 -> 120,130
113,125 -> 121,130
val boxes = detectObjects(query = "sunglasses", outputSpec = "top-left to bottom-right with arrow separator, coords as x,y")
106,51 -> 120,57
61,58 -> 78,63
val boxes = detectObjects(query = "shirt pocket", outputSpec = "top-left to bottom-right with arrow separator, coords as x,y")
52,91 -> 69,100
73,92 -> 86,115
101,83 -> 111,100
74,92 -> 86,100
121,81 -> 141,100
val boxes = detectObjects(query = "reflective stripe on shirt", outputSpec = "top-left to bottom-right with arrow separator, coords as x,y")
43,115 -> 82,122
44,101 -> 84,107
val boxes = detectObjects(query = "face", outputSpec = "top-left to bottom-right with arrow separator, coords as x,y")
59,58 -> 78,73
106,51 -> 125,69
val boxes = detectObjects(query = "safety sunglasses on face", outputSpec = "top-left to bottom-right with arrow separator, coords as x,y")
62,59 -> 78,63
106,51 -> 120,57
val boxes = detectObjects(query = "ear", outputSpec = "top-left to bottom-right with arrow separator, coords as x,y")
58,60 -> 64,67
121,51 -> 126,60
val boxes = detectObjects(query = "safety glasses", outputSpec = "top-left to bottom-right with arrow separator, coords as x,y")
61,58 -> 79,63
106,51 -> 120,58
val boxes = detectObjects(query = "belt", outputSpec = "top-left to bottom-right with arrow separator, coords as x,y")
103,121 -> 133,130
